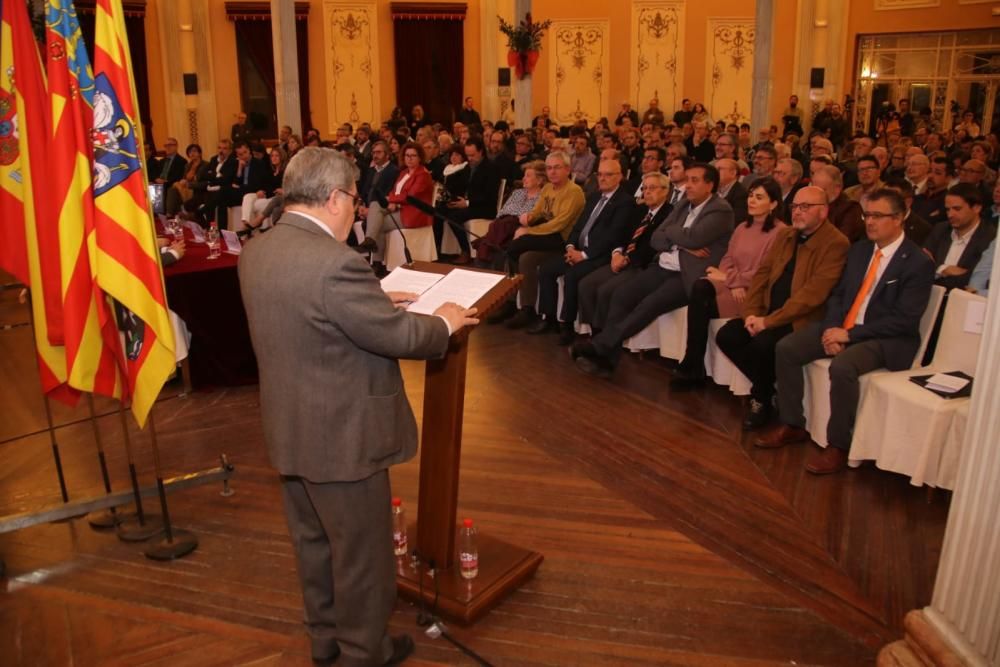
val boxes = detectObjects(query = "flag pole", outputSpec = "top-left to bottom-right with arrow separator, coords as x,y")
143,408 -> 197,560
85,393 -> 124,529
115,401 -> 163,542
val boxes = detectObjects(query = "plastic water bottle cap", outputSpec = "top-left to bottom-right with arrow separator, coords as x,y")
462,518 -> 473,528
392,497 -> 402,507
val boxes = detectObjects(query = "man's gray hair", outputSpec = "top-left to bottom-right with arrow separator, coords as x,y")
817,164 -> 843,187
282,147 -> 357,208
779,157 -> 803,181
642,172 -> 670,188
546,150 -> 572,167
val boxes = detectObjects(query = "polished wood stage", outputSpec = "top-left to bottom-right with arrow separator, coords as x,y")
0,286 -> 950,665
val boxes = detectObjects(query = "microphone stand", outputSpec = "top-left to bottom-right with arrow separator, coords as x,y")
374,194 -> 413,266
404,196 -> 514,276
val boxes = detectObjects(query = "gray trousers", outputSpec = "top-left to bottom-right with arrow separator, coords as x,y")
775,321 -> 888,451
280,470 -> 396,666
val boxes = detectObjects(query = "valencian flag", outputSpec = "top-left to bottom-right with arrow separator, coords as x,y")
47,0 -> 126,401
91,0 -> 175,426
0,0 -> 74,402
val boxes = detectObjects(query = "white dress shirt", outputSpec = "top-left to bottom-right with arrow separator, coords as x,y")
658,198 -> 708,272
938,223 -> 979,276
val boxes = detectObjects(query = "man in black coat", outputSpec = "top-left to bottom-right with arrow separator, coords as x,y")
457,96 -> 481,127
922,183 -> 996,290
151,137 -> 188,189
530,159 -> 635,344
440,137 -> 500,263
758,188 -> 935,475
218,140 -> 269,225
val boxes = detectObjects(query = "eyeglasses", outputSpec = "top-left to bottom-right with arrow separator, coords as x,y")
861,211 -> 900,221
333,188 -> 361,207
788,202 -> 825,212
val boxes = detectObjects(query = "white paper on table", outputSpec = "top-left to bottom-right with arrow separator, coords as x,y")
925,373 -> 970,394
221,229 -> 242,255
406,268 -> 504,315
183,221 -> 206,243
963,299 -> 986,334
379,267 -> 445,296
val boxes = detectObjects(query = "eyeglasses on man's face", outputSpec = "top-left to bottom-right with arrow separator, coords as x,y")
333,188 -> 361,207
788,202 -> 824,213
861,211 -> 901,221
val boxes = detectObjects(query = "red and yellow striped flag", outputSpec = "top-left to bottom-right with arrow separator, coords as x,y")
92,0 -> 174,426
48,0 -> 125,401
0,0 -> 75,402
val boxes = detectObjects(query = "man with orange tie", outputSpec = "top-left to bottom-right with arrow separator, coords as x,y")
755,189 -> 935,474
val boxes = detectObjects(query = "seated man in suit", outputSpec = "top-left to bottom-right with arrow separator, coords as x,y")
199,138 -> 236,225
757,188 -> 936,474
911,155 -> 952,227
530,159 -> 635,344
624,146 -> 666,203
716,158 -> 749,223
151,137 -> 188,189
882,177 -> 932,246
573,163 -> 734,377
217,140 -> 269,228
922,183 -> 997,291
358,141 -> 398,214
715,186 -> 850,429
439,137 -> 501,264
810,165 -> 864,242
577,171 -> 674,330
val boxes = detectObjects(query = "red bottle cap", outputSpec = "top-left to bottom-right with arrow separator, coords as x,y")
462,518 -> 473,528
392,497 -> 402,507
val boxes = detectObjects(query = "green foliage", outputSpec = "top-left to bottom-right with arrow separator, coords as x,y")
498,13 -> 551,53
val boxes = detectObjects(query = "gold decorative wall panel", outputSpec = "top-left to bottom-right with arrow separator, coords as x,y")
630,1 -> 684,113
875,0 -> 940,9
549,20 -> 611,125
323,1 -> 380,131
705,18 -> 755,125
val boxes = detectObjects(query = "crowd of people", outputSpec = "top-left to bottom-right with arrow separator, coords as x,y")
153,93 -> 997,476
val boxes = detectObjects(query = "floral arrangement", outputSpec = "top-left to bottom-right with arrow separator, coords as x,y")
498,13 -> 552,79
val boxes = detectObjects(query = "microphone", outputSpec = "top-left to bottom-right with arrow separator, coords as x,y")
404,196 -> 513,274
375,193 -> 413,266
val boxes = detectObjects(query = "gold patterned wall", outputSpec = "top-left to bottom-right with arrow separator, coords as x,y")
705,18 -> 755,125
549,20 -> 611,125
630,1 -> 685,113
323,1 -> 380,132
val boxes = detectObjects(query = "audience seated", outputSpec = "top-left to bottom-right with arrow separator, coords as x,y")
477,160 -> 548,271
625,146 -> 666,203
199,138 -> 237,225
844,155 -> 884,203
671,177 -> 786,390
436,137 -> 501,264
811,165 -> 864,242
774,158 -> 804,211
165,143 -> 206,217
882,178 -> 932,246
152,137 -> 188,190
715,186 -> 850,429
570,135 -> 597,186
716,159 -> 749,224
922,183 -> 996,290
359,140 -> 399,216
242,147 -> 287,231
912,155 -> 952,225
572,163 -> 734,378
359,141 -> 434,261
757,189 -> 935,474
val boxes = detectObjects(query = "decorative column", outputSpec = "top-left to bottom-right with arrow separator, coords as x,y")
481,0 -> 500,123
879,262 -> 1000,665
749,0 -> 773,138
271,0 -> 302,135
514,0 -> 532,130
177,0 -> 199,142
805,0 -> 830,132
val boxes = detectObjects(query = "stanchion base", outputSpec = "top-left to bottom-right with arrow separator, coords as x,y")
87,509 -> 125,529
116,514 -> 164,542
144,529 -> 198,561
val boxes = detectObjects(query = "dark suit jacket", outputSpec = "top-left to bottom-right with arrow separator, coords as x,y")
822,237 -> 935,371
828,193 -> 864,243
923,221 -> 997,290
238,212 -> 450,483
912,188 -> 947,227
723,181 -> 749,224
650,194 -> 735,295
456,158 -> 501,221
360,163 -> 400,206
904,210 -> 932,247
154,154 -> 188,188
624,202 -> 673,268
566,187 -> 636,261
236,157 -> 270,195
489,152 -> 520,185
206,153 -> 237,189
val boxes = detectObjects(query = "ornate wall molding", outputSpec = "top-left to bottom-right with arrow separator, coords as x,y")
549,19 -> 610,125
874,0 -> 940,9
323,1 -> 379,131
706,17 -> 755,125
630,1 -> 684,114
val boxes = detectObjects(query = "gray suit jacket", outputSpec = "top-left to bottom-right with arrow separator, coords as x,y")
238,212 -> 450,483
649,193 -> 735,294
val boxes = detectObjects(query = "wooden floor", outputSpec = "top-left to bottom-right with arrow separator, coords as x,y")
0,285 -> 951,666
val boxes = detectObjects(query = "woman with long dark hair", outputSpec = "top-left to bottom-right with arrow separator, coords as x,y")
671,177 -> 787,390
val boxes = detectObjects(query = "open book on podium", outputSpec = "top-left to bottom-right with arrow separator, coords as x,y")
381,261 -> 542,625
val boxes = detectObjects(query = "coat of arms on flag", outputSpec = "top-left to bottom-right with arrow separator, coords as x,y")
92,73 -> 139,195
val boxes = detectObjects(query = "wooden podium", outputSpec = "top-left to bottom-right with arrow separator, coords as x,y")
395,262 -> 543,625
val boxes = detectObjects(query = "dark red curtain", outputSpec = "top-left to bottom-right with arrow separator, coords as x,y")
233,19 -> 311,136
393,19 -> 463,127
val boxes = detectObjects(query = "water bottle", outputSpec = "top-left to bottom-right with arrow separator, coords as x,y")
206,222 -> 220,259
391,497 -> 408,557
458,518 -> 478,580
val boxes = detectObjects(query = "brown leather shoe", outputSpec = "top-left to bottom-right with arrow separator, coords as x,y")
753,424 -> 811,449
804,446 -> 848,475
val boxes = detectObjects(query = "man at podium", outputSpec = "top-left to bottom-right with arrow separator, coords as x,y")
239,147 -> 478,666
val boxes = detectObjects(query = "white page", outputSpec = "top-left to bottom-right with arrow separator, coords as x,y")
221,229 -> 242,255
964,299 -> 986,334
925,373 -> 969,393
406,268 -> 504,315
379,267 -> 445,295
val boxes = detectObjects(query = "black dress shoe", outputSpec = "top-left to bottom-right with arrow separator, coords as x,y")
311,643 -> 341,666
383,634 -> 415,665
526,318 -> 558,335
486,301 -> 518,324
569,340 -> 596,361
506,309 -> 537,329
355,237 -> 378,253
742,398 -> 773,431
575,354 -> 613,378
557,323 -> 575,346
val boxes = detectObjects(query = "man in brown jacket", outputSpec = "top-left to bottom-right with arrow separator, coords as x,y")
715,186 -> 850,429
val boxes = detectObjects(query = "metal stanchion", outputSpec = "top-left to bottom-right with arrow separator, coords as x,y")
143,410 -> 197,560
115,402 -> 163,542
86,394 -> 124,529
42,395 -> 71,504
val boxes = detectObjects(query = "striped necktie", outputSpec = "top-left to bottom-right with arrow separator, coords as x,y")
625,211 -> 655,256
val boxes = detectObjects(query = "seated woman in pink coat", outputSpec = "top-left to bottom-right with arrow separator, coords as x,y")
359,141 -> 434,259
670,177 -> 787,389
